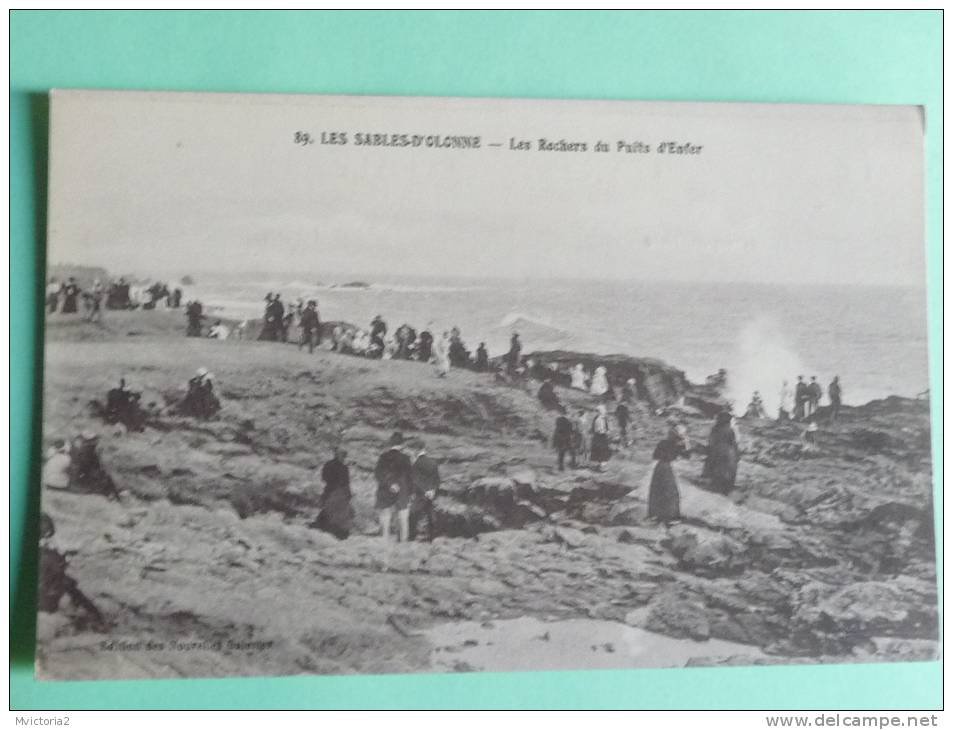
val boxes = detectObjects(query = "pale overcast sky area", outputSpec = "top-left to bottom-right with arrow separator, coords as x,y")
47,91 -> 926,287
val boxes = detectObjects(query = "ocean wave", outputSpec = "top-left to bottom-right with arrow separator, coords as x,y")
496,311 -> 566,334
246,281 -> 483,294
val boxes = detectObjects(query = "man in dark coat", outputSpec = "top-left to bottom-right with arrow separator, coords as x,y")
315,447 -> 353,540
258,293 -> 275,340
615,400 -> 632,446
794,375 -> 808,421
410,439 -> 440,542
373,432 -> 414,541
298,300 -> 321,353
552,407 -> 576,471
369,315 -> 387,358
271,294 -> 287,342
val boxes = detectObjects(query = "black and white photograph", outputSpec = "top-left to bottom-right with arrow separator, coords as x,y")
36,90 -> 937,680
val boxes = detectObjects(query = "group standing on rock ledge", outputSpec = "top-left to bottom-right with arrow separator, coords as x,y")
47,283 -> 851,541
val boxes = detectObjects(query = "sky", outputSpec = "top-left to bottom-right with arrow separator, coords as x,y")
46,91 -> 926,287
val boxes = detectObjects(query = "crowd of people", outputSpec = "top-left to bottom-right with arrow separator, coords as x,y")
546,367 -> 847,527
47,276 -> 183,320
46,282 -> 855,542
211,294 -> 520,378
776,375 -> 842,423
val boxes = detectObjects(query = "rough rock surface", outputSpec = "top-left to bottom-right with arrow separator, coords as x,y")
520,350 -> 691,408
35,311 -> 939,678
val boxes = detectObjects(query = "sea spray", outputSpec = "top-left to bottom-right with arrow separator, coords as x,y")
724,317 -> 809,416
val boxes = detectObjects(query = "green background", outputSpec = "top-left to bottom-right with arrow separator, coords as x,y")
10,10 -> 943,710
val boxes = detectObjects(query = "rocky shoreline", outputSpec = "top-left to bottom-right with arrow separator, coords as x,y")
36,310 -> 938,678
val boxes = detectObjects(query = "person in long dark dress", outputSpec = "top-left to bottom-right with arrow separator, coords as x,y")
315,447 -> 353,540
537,379 -> 560,410
828,376 -> 842,423
615,400 -> 632,446
794,375 -> 808,421
506,333 -> 522,374
61,278 -> 81,314
272,294 -> 287,342
417,328 -> 434,362
475,343 -> 489,372
703,411 -> 740,495
185,300 -> 204,337
648,425 -> 690,524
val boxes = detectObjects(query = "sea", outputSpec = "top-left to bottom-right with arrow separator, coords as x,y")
183,273 -> 931,411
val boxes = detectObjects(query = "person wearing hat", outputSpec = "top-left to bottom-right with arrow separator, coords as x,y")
298,300 -> 322,354
61,277 -> 81,314
69,431 -> 119,499
258,293 -> 274,341
506,333 -> 522,374
648,423 -> 691,525
42,439 -> 72,490
794,375 -> 808,421
46,276 -> 61,314
703,411 -> 740,495
315,446 -> 353,540
84,278 -> 105,323
182,367 -> 220,419
416,325 -> 434,363
207,319 -> 230,340
369,315 -> 387,358
552,406 -> 576,471
185,299 -> 205,337
410,438 -> 440,541
373,432 -> 414,541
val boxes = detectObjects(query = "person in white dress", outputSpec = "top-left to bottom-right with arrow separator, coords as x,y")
434,332 -> 451,377
590,366 -> 609,396
570,363 -> 588,390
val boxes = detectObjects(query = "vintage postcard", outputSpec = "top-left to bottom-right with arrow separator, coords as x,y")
36,90 -> 936,679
